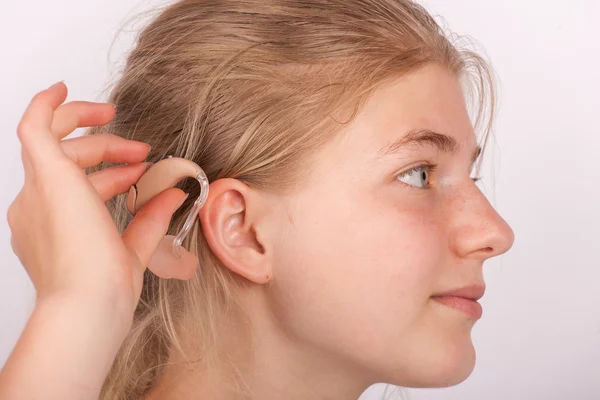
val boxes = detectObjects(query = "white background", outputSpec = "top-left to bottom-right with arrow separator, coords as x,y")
1,1 -> 599,399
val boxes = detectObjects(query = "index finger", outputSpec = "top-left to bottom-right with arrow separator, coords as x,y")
17,81 -> 69,173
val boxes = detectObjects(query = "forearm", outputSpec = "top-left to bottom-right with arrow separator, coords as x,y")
0,295 -> 131,399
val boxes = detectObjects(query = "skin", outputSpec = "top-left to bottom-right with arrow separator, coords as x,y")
1,82 -> 188,399
2,63 -> 513,400
148,64 -> 515,399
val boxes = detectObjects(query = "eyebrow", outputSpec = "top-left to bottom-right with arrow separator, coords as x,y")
376,128 -> 481,163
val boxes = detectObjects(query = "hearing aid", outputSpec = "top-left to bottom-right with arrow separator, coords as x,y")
125,156 -> 209,273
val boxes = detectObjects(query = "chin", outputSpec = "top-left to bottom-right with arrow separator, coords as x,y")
381,337 -> 477,389
418,342 -> 477,388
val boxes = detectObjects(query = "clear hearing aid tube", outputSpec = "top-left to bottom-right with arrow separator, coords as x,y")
171,170 -> 210,258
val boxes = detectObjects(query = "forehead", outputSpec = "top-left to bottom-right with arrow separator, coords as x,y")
332,64 -> 476,163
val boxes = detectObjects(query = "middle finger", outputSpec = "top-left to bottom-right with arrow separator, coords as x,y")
60,133 -> 151,169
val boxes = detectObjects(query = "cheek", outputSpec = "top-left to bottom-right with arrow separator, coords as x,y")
362,203 -> 444,297
268,191 -> 445,356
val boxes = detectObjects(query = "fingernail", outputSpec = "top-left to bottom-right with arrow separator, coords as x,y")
48,80 -> 65,89
176,193 -> 190,209
136,141 -> 151,152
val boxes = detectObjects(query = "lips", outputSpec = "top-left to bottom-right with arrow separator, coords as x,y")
431,284 -> 485,319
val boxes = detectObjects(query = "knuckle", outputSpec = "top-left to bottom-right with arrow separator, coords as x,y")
6,201 -> 20,232
6,206 -> 14,230
97,132 -> 112,147
10,234 -> 19,255
100,133 -> 118,151
16,119 -> 34,139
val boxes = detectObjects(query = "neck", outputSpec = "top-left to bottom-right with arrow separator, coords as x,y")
144,286 -> 371,400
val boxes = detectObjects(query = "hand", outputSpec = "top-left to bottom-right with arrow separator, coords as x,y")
7,81 -> 188,325
0,81 -> 190,399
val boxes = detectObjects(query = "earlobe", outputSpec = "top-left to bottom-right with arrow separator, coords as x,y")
200,178 -> 272,284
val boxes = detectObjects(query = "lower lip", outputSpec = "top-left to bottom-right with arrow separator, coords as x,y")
431,296 -> 483,319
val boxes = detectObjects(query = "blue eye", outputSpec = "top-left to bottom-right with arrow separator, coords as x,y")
397,165 -> 431,189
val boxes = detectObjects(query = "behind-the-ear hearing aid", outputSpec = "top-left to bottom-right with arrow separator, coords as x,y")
125,156 -> 209,275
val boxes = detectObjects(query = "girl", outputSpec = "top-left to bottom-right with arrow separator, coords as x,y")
2,1 -> 514,399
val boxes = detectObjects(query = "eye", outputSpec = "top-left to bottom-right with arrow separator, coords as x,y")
396,165 -> 433,189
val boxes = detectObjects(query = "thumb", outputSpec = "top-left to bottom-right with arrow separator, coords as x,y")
121,187 -> 189,269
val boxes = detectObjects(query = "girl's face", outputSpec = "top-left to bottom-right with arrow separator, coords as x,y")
268,64 -> 514,388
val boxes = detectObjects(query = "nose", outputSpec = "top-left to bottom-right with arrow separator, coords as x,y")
447,182 -> 515,260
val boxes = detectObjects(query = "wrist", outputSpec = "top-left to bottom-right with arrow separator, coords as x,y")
35,289 -> 134,342
0,293 -> 133,400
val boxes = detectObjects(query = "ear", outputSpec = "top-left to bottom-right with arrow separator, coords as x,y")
199,178 -> 271,284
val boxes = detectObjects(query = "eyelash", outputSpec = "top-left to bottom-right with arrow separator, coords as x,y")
396,163 -> 482,190
396,163 -> 437,190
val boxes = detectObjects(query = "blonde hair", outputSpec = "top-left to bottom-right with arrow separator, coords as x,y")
86,1 -> 496,398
